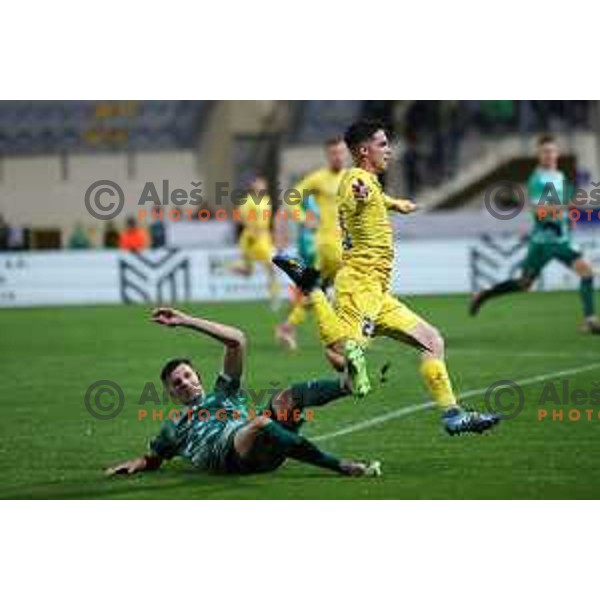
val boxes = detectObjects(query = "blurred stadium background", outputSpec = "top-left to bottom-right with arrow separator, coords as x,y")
2,100 -> 600,499
1,100 -> 600,304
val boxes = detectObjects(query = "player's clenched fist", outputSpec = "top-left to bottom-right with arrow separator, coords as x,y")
151,307 -> 189,327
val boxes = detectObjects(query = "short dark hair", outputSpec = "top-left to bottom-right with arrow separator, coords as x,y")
538,133 -> 556,146
247,173 -> 268,191
344,119 -> 386,152
324,135 -> 344,147
160,357 -> 193,384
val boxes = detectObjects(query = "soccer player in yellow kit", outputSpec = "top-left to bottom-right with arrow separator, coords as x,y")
274,120 -> 499,435
296,137 -> 347,284
230,175 -> 280,308
275,138 -> 348,350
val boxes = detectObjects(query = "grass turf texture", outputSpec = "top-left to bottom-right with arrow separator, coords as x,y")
1,291 -> 599,499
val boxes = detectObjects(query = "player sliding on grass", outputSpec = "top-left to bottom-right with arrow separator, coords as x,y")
274,119 -> 500,436
470,134 -> 600,333
106,307 -> 380,477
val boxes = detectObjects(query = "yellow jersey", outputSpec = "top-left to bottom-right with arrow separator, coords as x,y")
294,167 -> 345,241
337,167 -> 394,279
238,194 -> 272,233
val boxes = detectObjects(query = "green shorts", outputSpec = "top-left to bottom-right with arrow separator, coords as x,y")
521,240 -> 582,279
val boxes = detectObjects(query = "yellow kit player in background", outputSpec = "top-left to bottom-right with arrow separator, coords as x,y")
230,174 -> 281,309
295,136 -> 348,285
275,138 -> 348,350
274,120 -> 500,435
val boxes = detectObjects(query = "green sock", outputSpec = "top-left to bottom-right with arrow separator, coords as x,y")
263,421 -> 343,473
580,277 -> 595,318
290,378 -> 348,409
482,279 -> 522,302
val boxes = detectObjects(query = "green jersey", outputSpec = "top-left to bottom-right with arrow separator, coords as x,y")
149,373 -> 248,473
527,167 -> 571,244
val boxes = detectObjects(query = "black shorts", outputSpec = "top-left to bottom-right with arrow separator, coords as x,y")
222,432 -> 286,475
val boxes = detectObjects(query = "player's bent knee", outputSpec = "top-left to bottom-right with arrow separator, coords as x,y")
326,345 -> 346,372
427,327 -> 445,357
575,259 -> 594,278
249,415 -> 273,431
271,388 -> 294,413
414,321 -> 444,355
409,321 -> 445,357
234,416 -> 274,457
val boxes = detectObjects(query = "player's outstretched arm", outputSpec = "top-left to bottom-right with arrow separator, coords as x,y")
105,453 -> 163,476
151,307 -> 246,380
383,195 -> 418,214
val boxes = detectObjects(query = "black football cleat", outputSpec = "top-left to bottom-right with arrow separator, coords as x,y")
272,254 -> 320,294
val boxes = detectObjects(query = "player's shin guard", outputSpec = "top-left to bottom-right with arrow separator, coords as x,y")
420,357 -> 457,410
263,421 -> 343,473
580,276 -> 595,318
310,289 -> 346,345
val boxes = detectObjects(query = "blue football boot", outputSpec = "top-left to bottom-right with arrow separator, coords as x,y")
443,407 -> 500,436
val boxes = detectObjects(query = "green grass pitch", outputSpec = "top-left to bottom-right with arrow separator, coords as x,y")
1,290 -> 599,499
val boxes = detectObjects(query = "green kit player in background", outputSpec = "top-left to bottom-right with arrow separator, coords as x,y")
470,134 -> 600,334
106,307 -> 381,477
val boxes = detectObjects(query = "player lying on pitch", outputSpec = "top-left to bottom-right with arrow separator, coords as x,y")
273,119 -> 500,436
106,307 -> 380,477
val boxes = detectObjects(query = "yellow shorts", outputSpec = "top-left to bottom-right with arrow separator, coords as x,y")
332,265 -> 424,346
316,238 -> 342,282
239,230 -> 273,264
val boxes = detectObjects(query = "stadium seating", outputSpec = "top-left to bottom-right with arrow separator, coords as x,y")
0,100 -> 209,154
395,100 -> 594,199
290,100 -> 363,144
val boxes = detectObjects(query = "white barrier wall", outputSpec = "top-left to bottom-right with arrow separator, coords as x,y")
0,150 -> 203,230
1,233 -> 600,308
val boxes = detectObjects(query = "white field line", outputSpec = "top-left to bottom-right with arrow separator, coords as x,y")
449,349 -> 600,359
313,362 -> 600,442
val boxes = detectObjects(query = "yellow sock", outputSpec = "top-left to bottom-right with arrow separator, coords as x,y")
287,301 -> 307,326
420,357 -> 457,410
310,290 -> 347,345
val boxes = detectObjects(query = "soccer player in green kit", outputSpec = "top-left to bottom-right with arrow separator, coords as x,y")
470,134 -> 600,334
106,307 -> 381,477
